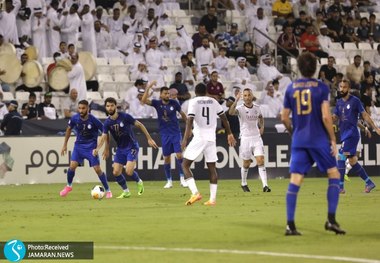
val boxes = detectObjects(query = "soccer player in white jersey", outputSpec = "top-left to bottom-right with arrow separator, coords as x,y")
181,83 -> 237,206
229,88 -> 271,193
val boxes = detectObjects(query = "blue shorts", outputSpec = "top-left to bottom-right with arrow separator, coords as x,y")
114,144 -> 139,165
289,147 -> 336,174
161,133 -> 182,156
71,143 -> 100,167
340,136 -> 360,157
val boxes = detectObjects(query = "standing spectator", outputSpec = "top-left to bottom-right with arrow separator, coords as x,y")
206,71 -> 225,103
37,92 -> 58,119
277,24 -> 299,70
346,55 -> 364,90
94,20 -> 112,57
63,89 -> 79,118
169,72 -> 191,105
356,17 -> 370,42
16,0 -> 32,43
32,7 -> 48,59
107,8 -> 123,48
60,4 -> 81,47
68,53 -> 87,101
199,5 -> 218,34
272,0 -> 293,25
80,4 -> 97,57
21,92 -> 38,119
46,0 -> 61,55
0,0 -> 21,45
93,6 -> 108,26
249,8 -> 269,53
1,101 -> 22,135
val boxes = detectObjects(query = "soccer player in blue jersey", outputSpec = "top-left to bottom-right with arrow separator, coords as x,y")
60,100 -> 112,198
281,52 -> 345,235
333,80 -> 380,194
94,97 -> 158,198
141,81 -> 188,189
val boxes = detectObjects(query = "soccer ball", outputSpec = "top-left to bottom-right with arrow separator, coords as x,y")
91,185 -> 105,200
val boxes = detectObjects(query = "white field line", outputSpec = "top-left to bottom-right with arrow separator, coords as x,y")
95,245 -> 380,263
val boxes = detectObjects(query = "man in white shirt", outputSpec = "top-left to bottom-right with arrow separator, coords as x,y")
172,25 -> 193,59
31,7 -> 48,59
229,88 -> 271,192
261,84 -> 283,117
141,8 -> 159,31
80,4 -> 97,56
181,83 -> 236,206
94,20 -> 112,57
231,57 -> 257,90
68,53 -> 87,101
318,25 -> 333,54
145,38 -> 167,74
107,8 -> 123,48
249,8 -> 269,52
0,0 -> 21,45
60,4 -> 80,46
113,0 -> 128,18
175,55 -> 195,90
125,42 -> 145,71
62,88 -> 79,118
124,4 -> 140,33
195,37 -> 214,69
116,22 -> 134,57
46,0 -> 61,55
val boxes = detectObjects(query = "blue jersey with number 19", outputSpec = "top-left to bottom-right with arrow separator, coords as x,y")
283,78 -> 330,148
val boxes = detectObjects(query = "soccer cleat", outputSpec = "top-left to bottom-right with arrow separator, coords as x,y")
344,174 -> 351,182
263,186 -> 271,192
116,191 -> 131,199
59,186 -> 72,197
203,200 -> 216,206
285,225 -> 301,236
185,193 -> 202,205
241,185 -> 251,192
364,183 -> 376,193
325,221 -> 346,235
106,191 -> 113,199
137,181 -> 144,195
339,189 -> 346,194
163,181 -> 173,189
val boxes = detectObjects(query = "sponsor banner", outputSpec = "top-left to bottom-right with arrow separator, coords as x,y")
0,240 -> 93,261
0,137 -> 105,185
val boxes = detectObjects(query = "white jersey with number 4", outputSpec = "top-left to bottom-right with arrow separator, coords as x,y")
187,96 -> 224,142
236,103 -> 262,138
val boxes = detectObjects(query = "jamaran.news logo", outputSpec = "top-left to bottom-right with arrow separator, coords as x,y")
3,239 -> 26,262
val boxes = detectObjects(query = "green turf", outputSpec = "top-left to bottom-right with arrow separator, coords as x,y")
0,177 -> 379,263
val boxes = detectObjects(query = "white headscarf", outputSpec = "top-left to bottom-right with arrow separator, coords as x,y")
176,25 -> 193,53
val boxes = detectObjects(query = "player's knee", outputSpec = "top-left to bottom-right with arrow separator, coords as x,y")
256,157 -> 264,166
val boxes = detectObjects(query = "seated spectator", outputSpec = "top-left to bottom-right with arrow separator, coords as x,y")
277,24 -> 299,71
195,37 -> 214,68
315,0 -> 328,21
218,23 -> 242,52
169,72 -> 191,105
327,0 -> 344,15
293,11 -> 310,38
341,17 -> 360,43
357,17 -> 370,42
63,89 -> 79,118
94,20 -> 113,57
261,84 -> 282,118
272,0 -> 293,25
281,13 -> 296,30
312,11 -> 325,35
318,56 -> 337,85
173,25 -> 193,58
330,72 -> 344,106
369,14 -> 380,43
168,87 -> 189,114
241,41 -> 258,74
175,55 -> 195,90
37,92 -> 58,119
0,100 -> 23,136
318,25 -> 334,54
125,42 -> 145,72
212,47 -> 229,78
130,62 -> 149,81
346,55 -> 364,90
199,5 -> 218,34
300,24 -> 329,58
0,92 -> 8,120
361,83 -> 373,114
128,88 -> 157,118
192,24 -> 208,51
124,79 -> 147,111
16,53 -> 43,92
21,92 -> 38,119
196,64 -> 211,84
293,0 -> 311,19
206,70 -> 225,103
230,57 -> 257,90
325,8 -> 343,42
372,44 -> 380,70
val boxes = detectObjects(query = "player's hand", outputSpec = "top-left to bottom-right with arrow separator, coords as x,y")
92,148 -> 99,156
364,127 -> 372,138
236,91 -> 241,101
148,138 -> 158,149
61,146 -> 67,156
330,140 -> 337,157
227,134 -> 236,147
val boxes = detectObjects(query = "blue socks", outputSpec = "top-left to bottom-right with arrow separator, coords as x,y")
164,163 -> 172,181
337,160 -> 346,190
286,183 -> 300,223
327,178 -> 340,215
67,169 -> 75,186
98,173 -> 110,191
176,158 -> 184,177
131,171 -> 141,183
350,163 -> 374,185
115,174 -> 128,190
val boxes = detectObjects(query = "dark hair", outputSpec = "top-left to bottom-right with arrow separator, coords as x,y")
160,86 -> 169,93
59,41 -> 66,46
336,72 -> 344,78
175,72 -> 182,76
272,79 -> 279,85
78,100 -> 89,106
180,55 -> 189,60
354,55 -> 361,60
363,60 -> 370,65
195,83 -> 207,96
68,43 -> 75,48
53,52 -> 61,58
70,3 -> 79,10
29,92 -> 36,98
297,52 -> 317,78
104,97 -> 117,106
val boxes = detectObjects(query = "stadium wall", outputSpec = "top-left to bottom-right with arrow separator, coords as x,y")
0,134 -> 379,185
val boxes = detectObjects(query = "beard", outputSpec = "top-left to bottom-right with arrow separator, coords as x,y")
107,109 -> 116,116
338,91 -> 349,98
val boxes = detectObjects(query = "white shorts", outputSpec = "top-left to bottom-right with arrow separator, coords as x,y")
239,136 -> 264,160
183,138 -> 217,163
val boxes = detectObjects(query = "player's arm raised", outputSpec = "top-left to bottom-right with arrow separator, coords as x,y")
219,113 -> 237,147
61,126 -> 72,156
134,120 -> 158,149
281,108 -> 292,135
140,80 -> 157,105
321,101 -> 337,156
361,111 -> 380,135
181,116 -> 194,150
228,91 -> 240,116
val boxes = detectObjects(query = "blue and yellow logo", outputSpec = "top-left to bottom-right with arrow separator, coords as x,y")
3,240 -> 26,262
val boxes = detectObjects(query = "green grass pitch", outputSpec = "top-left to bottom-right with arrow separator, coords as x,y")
0,177 -> 379,263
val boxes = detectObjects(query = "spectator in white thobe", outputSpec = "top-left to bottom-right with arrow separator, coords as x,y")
318,25 -> 333,54
60,4 -> 80,46
257,54 -> 291,95
125,42 -> 145,72
230,57 -> 257,90
46,0 -> 61,55
31,7 -> 48,60
94,20 -> 112,57
107,8 -> 123,48
249,8 -> 269,51
0,0 -> 21,45
116,22 -> 134,57
68,53 -> 87,101
80,4 -> 97,56
172,25 -> 193,59
16,0 -> 32,42
195,37 -> 214,69
261,84 -> 283,118
113,0 -> 128,18
145,38 -> 167,74
124,4 -> 140,33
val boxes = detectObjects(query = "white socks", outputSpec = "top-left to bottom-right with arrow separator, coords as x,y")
241,167 -> 249,186
186,177 -> 198,195
210,184 -> 217,202
345,159 -> 352,175
258,166 -> 268,187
